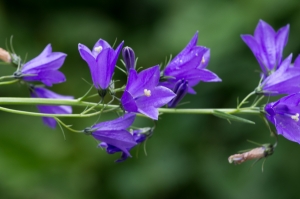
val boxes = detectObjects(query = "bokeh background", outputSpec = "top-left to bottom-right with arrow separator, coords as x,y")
1,0 -> 300,198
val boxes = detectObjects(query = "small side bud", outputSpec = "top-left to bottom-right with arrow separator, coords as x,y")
228,144 -> 274,165
168,79 -> 188,108
0,48 -> 11,63
122,46 -> 135,71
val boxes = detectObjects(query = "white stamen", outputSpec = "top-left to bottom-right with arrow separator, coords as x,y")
94,46 -> 103,53
201,56 -> 205,64
195,53 -> 198,56
179,59 -> 182,63
144,89 -> 151,97
291,113 -> 299,122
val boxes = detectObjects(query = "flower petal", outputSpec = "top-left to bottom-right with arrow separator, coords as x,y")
93,113 -> 136,130
92,130 -> 137,156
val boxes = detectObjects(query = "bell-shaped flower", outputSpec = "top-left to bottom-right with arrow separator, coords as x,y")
84,113 -> 137,157
100,127 -> 152,162
160,32 -> 221,106
256,54 -> 300,95
78,39 -> 124,97
121,66 -> 176,120
241,20 -> 289,76
14,44 -> 67,86
29,86 -> 73,128
265,93 -> 300,144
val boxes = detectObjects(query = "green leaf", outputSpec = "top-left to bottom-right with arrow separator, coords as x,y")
213,110 -> 255,124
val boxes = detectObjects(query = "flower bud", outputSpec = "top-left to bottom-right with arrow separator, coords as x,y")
0,48 -> 11,63
122,46 -> 135,71
228,143 -> 274,165
168,79 -> 188,108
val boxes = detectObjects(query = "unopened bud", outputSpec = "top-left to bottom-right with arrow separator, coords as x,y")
228,144 -> 274,165
122,46 -> 135,71
168,79 -> 188,108
0,48 -> 11,63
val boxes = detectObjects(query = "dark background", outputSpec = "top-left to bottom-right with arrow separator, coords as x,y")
1,0 -> 300,198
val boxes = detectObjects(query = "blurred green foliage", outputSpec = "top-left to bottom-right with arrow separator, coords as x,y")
1,0 -> 300,198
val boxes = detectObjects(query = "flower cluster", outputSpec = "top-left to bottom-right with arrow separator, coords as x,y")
76,33 -> 220,160
242,20 -> 300,144
0,31 -> 221,162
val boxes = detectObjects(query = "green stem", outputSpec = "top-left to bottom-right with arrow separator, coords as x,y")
237,91 -> 255,109
0,97 -> 261,116
0,79 -> 19,85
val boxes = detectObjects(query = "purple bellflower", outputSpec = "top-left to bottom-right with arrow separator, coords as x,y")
14,44 -> 67,87
121,66 -> 176,120
84,113 -> 137,159
100,127 -> 152,162
241,20 -> 290,76
160,31 -> 221,107
265,93 -> 300,144
256,54 -> 300,95
78,39 -> 124,97
30,86 -> 73,128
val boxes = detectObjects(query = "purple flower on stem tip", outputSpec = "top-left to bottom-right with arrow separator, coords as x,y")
30,86 -> 73,128
241,20 -> 289,76
14,44 -> 67,86
121,66 -> 176,120
265,93 -> 300,144
84,113 -> 137,160
256,54 -> 300,95
100,127 -> 152,162
160,32 -> 221,106
78,39 -> 124,97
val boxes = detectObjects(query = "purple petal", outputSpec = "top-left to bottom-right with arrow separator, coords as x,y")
93,113 -> 136,130
198,49 -> 210,69
23,44 -> 52,68
137,106 -> 159,120
120,91 -> 138,112
92,130 -> 137,156
261,54 -> 300,95
96,48 -> 115,89
164,46 -> 207,75
22,52 -> 66,72
275,24 -> 289,67
136,86 -> 176,108
31,87 -> 73,128
127,66 -> 160,97
78,43 -> 99,89
255,20 -> 277,70
92,39 -> 111,56
173,31 -> 198,60
110,41 -> 124,71
23,70 -> 66,87
241,34 -> 267,74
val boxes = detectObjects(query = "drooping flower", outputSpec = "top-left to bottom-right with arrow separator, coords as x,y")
241,20 -> 290,76
256,54 -> 300,95
84,113 -> 137,159
29,86 -> 73,128
160,31 -> 221,106
14,44 -> 67,86
78,39 -> 124,97
122,46 -> 136,72
265,93 -> 300,144
121,66 -> 176,120
99,127 -> 152,162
